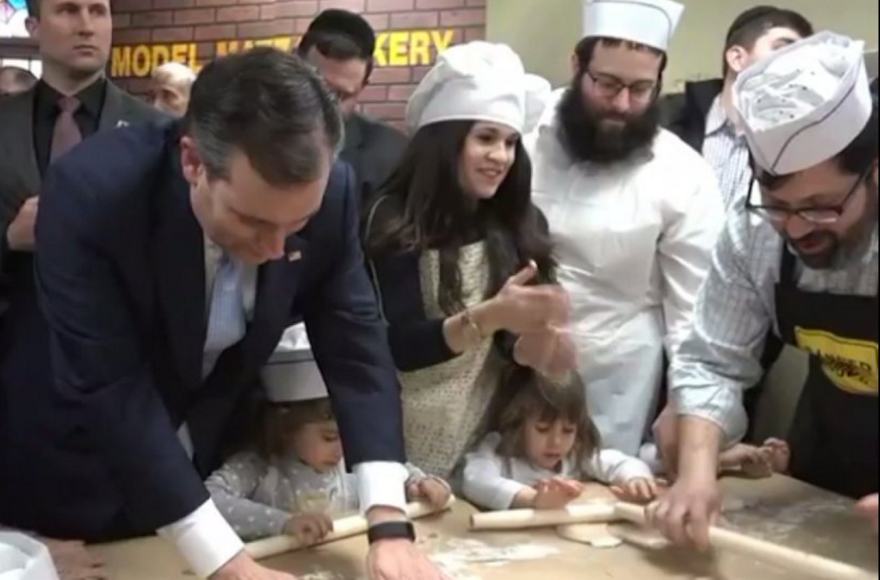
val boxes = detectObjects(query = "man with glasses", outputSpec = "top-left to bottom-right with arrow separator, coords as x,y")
651,32 -> 879,548
527,0 -> 725,460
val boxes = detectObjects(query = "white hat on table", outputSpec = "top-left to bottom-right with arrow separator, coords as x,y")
0,533 -> 60,580
581,0 -> 685,52
262,324 -> 328,403
734,31 -> 873,176
406,41 -> 550,135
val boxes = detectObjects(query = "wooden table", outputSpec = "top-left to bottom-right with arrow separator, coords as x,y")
94,476 -> 879,580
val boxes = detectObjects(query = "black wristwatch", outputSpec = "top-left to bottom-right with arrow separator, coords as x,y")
367,521 -> 416,544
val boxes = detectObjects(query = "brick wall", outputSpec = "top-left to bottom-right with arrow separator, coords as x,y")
110,0 -> 486,124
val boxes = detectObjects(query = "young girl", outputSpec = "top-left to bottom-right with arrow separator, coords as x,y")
207,327 -> 451,543
463,366 -> 657,511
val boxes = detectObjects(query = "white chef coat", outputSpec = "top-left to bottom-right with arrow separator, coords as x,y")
526,89 -> 726,456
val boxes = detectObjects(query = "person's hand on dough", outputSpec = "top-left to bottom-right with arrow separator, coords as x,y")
407,477 -> 452,511
612,478 -> 659,504
534,477 -> 583,510
857,494 -> 879,534
283,513 -> 334,545
39,538 -> 108,580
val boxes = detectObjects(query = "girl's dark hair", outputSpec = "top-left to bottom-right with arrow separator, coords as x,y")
490,365 -> 602,471
259,398 -> 335,459
365,120 -> 556,315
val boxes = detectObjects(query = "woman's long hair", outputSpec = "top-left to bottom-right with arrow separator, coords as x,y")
365,120 -> 556,315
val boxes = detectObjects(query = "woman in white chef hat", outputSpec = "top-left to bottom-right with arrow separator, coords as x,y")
205,324 -> 450,544
651,31 -> 880,547
363,42 -> 574,483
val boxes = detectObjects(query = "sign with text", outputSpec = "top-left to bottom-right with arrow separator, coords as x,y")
111,29 -> 456,79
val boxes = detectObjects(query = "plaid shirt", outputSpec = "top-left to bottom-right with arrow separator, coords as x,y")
702,95 -> 753,211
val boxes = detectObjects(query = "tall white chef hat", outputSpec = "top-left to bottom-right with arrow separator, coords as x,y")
581,0 -> 685,52
0,533 -> 60,580
406,41 -> 545,134
262,324 -> 328,404
734,31 -> 873,176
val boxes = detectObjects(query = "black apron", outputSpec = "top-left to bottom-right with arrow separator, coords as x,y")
777,248 -> 879,499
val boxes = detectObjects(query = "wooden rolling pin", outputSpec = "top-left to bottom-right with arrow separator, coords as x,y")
472,502 -> 877,580
245,496 -> 456,560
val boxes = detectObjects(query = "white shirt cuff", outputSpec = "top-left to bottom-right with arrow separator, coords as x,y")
157,500 -> 244,579
355,461 -> 409,515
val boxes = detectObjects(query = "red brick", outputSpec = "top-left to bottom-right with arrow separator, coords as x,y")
217,5 -> 259,22
362,13 -> 389,31
152,26 -> 194,42
366,0 -> 413,11
113,13 -> 132,28
440,8 -> 484,27
370,66 -> 411,84
113,28 -> 152,43
153,0 -> 194,8
261,1 -> 317,20
197,42 -> 216,59
295,18 -> 314,33
363,102 -> 406,120
464,27 -> 484,42
319,0 -> 365,11
416,0 -> 463,8
114,0 -> 152,12
359,84 -> 388,102
194,23 -> 237,40
195,0 -> 236,6
132,10 -> 173,27
465,0 -> 484,5
237,19 -> 295,38
387,83 -> 415,101
411,65 -> 431,82
390,11 -> 438,30
174,8 -> 216,24
237,0 -> 273,4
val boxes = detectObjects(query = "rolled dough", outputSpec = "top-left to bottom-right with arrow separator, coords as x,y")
556,524 -> 623,549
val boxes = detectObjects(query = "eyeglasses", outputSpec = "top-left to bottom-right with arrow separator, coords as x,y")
584,71 -> 659,103
746,165 -> 875,225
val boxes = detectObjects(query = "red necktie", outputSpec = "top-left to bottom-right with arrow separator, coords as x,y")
50,96 -> 83,163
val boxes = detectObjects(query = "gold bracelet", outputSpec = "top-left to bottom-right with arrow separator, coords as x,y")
462,307 -> 484,342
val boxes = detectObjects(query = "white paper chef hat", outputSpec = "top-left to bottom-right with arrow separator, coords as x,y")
581,0 -> 685,52
406,41 -> 540,133
734,31 -> 873,176
261,324 -> 328,403
0,533 -> 60,580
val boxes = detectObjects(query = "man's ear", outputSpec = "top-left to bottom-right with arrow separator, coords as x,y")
726,46 -> 749,76
25,16 -> 39,40
179,136 -> 203,187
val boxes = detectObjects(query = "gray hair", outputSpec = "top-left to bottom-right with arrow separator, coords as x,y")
185,47 -> 344,187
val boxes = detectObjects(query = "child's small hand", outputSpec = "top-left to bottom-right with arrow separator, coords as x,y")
534,477 -> 583,510
612,478 -> 658,504
283,513 -> 334,545
407,477 -> 452,510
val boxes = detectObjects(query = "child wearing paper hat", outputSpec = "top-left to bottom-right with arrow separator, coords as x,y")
362,42 -> 567,483
206,324 -> 451,543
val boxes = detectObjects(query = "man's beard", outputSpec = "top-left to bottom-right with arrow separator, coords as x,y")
556,75 -> 661,165
787,184 -> 879,270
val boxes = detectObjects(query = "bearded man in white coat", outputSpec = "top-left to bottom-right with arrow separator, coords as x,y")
527,0 -> 726,458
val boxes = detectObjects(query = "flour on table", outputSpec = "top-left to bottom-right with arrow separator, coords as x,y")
430,539 -> 559,580
724,496 -> 852,543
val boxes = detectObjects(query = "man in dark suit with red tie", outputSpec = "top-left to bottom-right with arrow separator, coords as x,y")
0,47 -> 448,580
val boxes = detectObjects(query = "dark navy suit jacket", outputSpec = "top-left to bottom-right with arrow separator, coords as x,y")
0,121 -> 405,540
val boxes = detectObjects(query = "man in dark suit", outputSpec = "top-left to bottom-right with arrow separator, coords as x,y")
0,0 -> 163,578
297,9 -> 408,205
1,48 -> 446,580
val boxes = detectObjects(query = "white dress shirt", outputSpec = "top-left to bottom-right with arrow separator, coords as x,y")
671,206 -> 879,443
158,238 -> 409,578
462,433 -> 654,511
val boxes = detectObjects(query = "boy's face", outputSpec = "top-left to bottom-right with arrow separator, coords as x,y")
290,420 -> 344,473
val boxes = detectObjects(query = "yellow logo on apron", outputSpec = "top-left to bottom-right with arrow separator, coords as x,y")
795,327 -> 879,395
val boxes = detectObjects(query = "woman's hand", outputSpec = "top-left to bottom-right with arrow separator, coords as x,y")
406,477 -> 452,510
488,262 -> 571,335
612,478 -> 659,504
283,513 -> 334,546
513,328 -> 577,378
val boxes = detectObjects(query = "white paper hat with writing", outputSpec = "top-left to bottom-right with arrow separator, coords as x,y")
406,41 -> 543,133
262,324 -> 328,403
734,31 -> 873,176
581,0 -> 685,52
0,533 -> 60,580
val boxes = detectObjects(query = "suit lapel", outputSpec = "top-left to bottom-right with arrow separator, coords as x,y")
239,236 -> 309,370
99,82 -> 126,131
154,143 -> 206,391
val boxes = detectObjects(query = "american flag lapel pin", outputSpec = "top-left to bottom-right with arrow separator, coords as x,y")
288,250 -> 303,262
